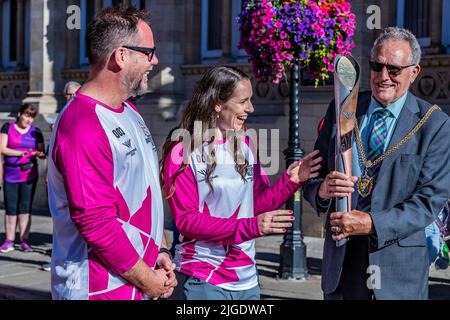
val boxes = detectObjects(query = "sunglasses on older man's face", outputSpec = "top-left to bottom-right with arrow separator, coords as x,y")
123,45 -> 156,62
369,60 -> 415,76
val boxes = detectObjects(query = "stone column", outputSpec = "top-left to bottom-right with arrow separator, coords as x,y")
22,0 -> 68,211
23,0 -> 66,114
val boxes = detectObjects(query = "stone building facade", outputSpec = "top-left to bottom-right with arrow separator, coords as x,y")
0,0 -> 449,236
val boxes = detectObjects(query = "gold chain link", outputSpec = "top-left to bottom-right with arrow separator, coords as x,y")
354,104 -> 440,169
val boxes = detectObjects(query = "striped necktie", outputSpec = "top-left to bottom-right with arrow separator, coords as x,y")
357,108 -> 392,212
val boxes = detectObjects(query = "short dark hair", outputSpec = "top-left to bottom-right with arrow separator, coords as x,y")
18,103 -> 38,119
86,6 -> 150,68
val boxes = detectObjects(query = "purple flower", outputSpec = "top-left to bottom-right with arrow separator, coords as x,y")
237,0 -> 355,85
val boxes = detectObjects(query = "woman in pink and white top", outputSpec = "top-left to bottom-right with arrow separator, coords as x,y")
0,103 -> 46,253
162,66 -> 322,300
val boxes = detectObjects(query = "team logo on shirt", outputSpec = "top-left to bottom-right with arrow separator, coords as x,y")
138,121 -> 156,151
122,139 -> 132,148
124,139 -> 137,157
112,127 -> 137,157
197,169 -> 218,183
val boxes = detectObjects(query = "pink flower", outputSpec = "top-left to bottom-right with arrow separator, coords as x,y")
318,29 -> 325,38
337,37 -> 344,49
238,0 -> 355,86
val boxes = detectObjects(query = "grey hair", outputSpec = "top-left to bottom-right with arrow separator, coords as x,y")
371,27 -> 422,65
86,6 -> 150,68
63,81 -> 81,94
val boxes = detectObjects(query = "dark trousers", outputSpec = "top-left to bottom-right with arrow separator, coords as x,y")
324,235 -> 374,300
4,180 -> 37,215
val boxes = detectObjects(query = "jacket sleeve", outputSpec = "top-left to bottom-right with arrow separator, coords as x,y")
253,163 -> 300,215
370,116 -> 450,249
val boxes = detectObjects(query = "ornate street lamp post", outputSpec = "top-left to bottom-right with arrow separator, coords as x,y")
278,61 -> 309,280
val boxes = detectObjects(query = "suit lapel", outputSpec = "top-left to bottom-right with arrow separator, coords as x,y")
374,92 -> 420,185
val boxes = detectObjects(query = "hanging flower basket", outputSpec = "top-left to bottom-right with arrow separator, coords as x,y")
237,0 -> 356,86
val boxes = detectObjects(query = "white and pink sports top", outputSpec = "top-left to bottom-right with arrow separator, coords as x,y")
163,136 -> 300,291
48,93 -> 164,300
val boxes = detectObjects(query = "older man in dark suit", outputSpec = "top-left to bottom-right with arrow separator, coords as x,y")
303,27 -> 450,300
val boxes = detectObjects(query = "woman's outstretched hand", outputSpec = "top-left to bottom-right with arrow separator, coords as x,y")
287,150 -> 322,184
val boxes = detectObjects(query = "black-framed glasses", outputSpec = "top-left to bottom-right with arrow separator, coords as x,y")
123,45 -> 156,62
369,60 -> 415,76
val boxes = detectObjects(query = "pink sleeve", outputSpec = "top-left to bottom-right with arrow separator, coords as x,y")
163,144 -> 261,245
53,106 -> 139,275
253,163 -> 300,215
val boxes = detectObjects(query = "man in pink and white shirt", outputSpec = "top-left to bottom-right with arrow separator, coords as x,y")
48,7 -> 176,300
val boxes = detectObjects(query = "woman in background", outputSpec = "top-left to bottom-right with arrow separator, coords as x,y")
0,103 -> 46,253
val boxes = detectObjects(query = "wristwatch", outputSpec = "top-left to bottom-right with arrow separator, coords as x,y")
158,247 -> 173,260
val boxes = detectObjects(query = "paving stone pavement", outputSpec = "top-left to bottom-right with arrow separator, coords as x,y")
0,211 -> 449,300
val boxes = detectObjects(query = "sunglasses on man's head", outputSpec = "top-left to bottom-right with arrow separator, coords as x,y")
123,45 -> 156,62
369,60 -> 415,76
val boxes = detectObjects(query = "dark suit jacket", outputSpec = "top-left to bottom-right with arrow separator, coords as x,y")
303,91 -> 450,300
